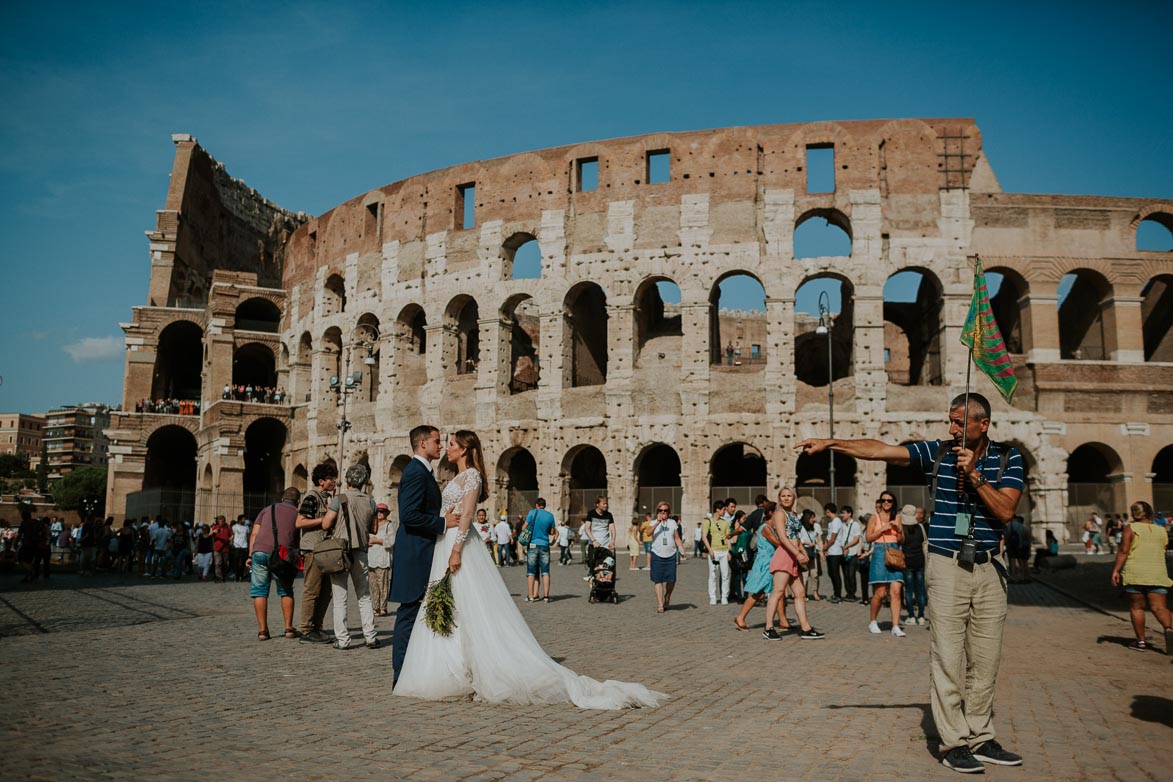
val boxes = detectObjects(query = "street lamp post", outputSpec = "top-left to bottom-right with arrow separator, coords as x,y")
815,291 -> 835,506
333,324 -> 380,468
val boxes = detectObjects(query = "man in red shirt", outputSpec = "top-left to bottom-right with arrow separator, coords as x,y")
211,516 -> 233,583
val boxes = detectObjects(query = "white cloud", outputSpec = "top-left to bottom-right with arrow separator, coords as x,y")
63,336 -> 123,363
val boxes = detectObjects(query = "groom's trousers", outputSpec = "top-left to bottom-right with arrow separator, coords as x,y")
392,598 -> 422,685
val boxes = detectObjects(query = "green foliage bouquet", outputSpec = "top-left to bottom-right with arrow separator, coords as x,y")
424,572 -> 457,636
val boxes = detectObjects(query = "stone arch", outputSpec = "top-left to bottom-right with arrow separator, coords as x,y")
497,446 -> 538,519
1141,274 -> 1173,361
1058,269 -> 1112,360
1132,208 -> 1173,252
709,442 -> 768,507
709,271 -> 766,368
235,297 -> 281,333
232,342 -> 277,391
1152,445 -> 1173,512
394,304 -> 427,388
563,282 -> 608,387
794,208 -> 852,258
144,424 -> 198,492
444,294 -> 480,376
355,313 -> 381,401
152,320 -> 203,401
883,267 -> 944,386
1065,442 -> 1124,534
321,326 -> 343,394
633,443 -> 682,519
634,276 -> 682,366
502,294 -> 540,394
795,449 -> 857,511
561,444 -> 607,519
794,273 -> 854,386
986,266 -> 1028,354
292,463 -> 308,493
502,232 -> 542,280
324,273 -> 346,316
243,417 -> 287,520
386,454 -> 412,513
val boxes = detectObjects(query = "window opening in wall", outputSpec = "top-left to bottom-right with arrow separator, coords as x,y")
564,283 -> 608,387
576,157 -> 598,192
1058,271 -> 1110,360
883,269 -> 944,386
806,144 -> 834,193
512,240 -> 542,280
1141,275 -> 1173,362
646,150 -> 670,184
794,210 -> 851,258
1137,215 -> 1173,251
709,273 -> 766,369
634,278 -> 682,367
793,275 -> 854,386
985,269 -> 1025,354
365,202 -> 379,237
505,296 -> 540,394
456,183 -> 476,229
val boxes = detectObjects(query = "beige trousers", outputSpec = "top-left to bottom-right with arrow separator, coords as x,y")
926,552 -> 1008,753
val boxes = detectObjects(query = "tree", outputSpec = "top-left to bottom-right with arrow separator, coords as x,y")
0,453 -> 32,479
36,442 -> 49,493
55,466 -> 108,519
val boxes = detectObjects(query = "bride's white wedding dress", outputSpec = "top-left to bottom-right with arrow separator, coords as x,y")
393,468 -> 665,709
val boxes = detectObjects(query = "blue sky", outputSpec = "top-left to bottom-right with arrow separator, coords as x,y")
1,0 -> 1170,413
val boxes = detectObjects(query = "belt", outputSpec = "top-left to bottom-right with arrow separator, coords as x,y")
928,544 -> 997,565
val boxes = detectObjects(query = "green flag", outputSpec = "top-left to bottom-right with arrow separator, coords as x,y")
960,257 -> 1018,403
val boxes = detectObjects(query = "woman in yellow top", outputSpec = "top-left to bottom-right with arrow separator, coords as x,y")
1110,501 -> 1172,653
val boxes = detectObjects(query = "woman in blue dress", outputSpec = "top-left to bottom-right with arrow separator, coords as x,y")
732,502 -> 790,631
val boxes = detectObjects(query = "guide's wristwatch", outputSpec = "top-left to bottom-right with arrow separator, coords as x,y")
971,474 -> 989,489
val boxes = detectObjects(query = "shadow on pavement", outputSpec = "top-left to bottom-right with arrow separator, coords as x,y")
1130,695 -> 1173,728
1096,634 -> 1141,650
826,702 -> 938,754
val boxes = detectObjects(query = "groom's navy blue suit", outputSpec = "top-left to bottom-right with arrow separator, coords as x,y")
390,456 -> 446,684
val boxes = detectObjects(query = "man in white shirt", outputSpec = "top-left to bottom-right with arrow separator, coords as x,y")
231,515 -> 250,582
555,519 -> 573,565
493,516 -> 512,566
828,506 -> 862,602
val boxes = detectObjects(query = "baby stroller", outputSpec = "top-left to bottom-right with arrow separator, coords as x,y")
587,546 -> 619,604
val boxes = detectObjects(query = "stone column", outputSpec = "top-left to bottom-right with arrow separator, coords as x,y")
765,296 -> 794,417
679,302 -> 710,417
537,312 -> 564,421
1023,281 -> 1061,363
852,285 -> 887,420
475,316 -> 505,427
605,303 -> 635,421
1102,295 -> 1145,363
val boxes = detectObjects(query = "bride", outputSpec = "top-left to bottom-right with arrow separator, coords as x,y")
393,429 -> 665,709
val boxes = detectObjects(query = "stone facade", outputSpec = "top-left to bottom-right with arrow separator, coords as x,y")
106,121 -> 1173,540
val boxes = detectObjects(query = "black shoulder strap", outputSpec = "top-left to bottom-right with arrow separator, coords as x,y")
338,493 -> 353,542
926,441 -> 954,518
268,504 -> 279,551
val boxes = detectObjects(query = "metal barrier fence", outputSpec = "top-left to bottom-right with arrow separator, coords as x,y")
125,488 -> 284,524
635,487 -> 683,520
1154,485 -> 1173,514
1065,482 -> 1115,540
709,486 -> 769,508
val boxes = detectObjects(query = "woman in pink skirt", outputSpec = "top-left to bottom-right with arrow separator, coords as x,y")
761,488 -> 825,641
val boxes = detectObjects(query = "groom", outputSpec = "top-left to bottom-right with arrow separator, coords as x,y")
390,425 -> 456,685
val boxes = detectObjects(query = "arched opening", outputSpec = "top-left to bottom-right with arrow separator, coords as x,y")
356,314 -> 381,402
709,272 -> 766,368
795,450 -> 857,512
497,447 -> 538,519
1058,270 -> 1111,360
794,275 -> 854,386
986,267 -> 1027,354
444,295 -> 480,376
386,454 -> 412,514
1136,213 -> 1173,252
243,418 -> 287,520
562,445 -> 607,519
232,343 -> 277,393
292,463 -> 308,493
142,425 -> 198,521
634,277 -> 682,366
794,209 -> 852,258
235,297 -> 281,333
324,273 -> 346,316
1141,275 -> 1173,362
321,327 -> 343,399
634,443 -> 681,521
395,305 -> 427,388
151,320 -> 203,401
502,294 -> 540,394
1152,445 -> 1173,513
883,268 -> 944,386
710,443 -> 767,507
200,463 -> 213,491
503,233 -> 542,280
1065,443 -> 1123,538
563,282 -> 608,387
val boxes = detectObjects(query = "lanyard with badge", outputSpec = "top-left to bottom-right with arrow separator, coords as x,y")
955,446 -> 989,565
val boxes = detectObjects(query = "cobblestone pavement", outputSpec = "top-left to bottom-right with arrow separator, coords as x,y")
1,557 -> 1170,782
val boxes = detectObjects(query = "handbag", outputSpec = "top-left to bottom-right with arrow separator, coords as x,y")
884,544 -> 906,571
518,512 -> 534,547
313,495 -> 352,574
267,504 -> 299,581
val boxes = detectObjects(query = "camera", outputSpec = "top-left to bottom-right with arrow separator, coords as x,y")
958,537 -> 978,565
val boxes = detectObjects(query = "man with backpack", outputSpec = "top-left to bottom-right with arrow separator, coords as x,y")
797,392 -> 1025,774
319,464 -> 380,650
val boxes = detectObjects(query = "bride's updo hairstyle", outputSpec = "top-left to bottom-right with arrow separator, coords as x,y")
453,430 -> 489,503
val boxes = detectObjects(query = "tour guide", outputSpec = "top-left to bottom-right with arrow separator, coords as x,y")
797,391 -> 1025,775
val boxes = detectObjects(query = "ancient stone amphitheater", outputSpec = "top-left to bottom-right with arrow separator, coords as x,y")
106,119 -> 1173,541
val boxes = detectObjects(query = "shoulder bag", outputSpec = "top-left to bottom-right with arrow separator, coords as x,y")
268,504 -> 300,581
518,510 -> 535,547
313,495 -> 353,574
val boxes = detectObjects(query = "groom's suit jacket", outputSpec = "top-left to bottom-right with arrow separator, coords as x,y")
389,457 -> 446,604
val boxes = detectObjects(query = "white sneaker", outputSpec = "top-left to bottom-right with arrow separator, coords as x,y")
917,616 -> 926,626
720,599 -> 728,605
892,626 -> 906,637
710,599 -> 717,606
868,621 -> 881,634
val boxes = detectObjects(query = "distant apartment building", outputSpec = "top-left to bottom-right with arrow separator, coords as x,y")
0,414 -> 45,459
41,404 -> 112,480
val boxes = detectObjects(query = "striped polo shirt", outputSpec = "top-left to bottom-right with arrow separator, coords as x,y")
904,439 -> 1025,554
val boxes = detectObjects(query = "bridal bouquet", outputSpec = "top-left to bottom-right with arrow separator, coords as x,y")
424,572 -> 457,636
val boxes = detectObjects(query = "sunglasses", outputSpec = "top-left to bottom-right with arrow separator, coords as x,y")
880,499 -> 895,504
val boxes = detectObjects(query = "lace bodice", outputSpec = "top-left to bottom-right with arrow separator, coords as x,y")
441,468 -> 482,514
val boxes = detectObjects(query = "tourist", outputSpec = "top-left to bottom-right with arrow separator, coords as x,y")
856,512 -> 873,606
294,461 -> 339,644
647,503 -> 686,613
701,499 -> 733,605
900,504 -> 927,625
835,505 -> 863,602
194,523 -> 214,581
211,516 -> 232,582
733,501 -> 787,631
320,464 -> 380,650
493,514 -> 512,566
728,509 -> 750,602
475,509 -> 492,551
523,498 -> 557,603
627,519 -> 641,570
797,508 -> 823,601
1006,515 -> 1031,583
1110,500 -> 1173,653
1033,529 -> 1059,571
583,495 -> 616,567
171,521 -> 191,580
866,492 -> 906,637
555,517 -> 573,565
231,515 -> 250,581
247,487 -> 301,640
761,488 -> 824,640
1104,513 -> 1123,555
693,521 -> 703,558
368,503 -> 395,617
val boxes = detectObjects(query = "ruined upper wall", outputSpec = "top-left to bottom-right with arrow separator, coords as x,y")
146,135 -> 306,307
281,118 -> 984,291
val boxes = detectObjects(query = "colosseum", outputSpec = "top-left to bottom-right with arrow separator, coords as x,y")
105,119 -> 1173,542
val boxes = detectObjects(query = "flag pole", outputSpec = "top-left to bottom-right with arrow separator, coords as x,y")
962,256 -> 977,446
